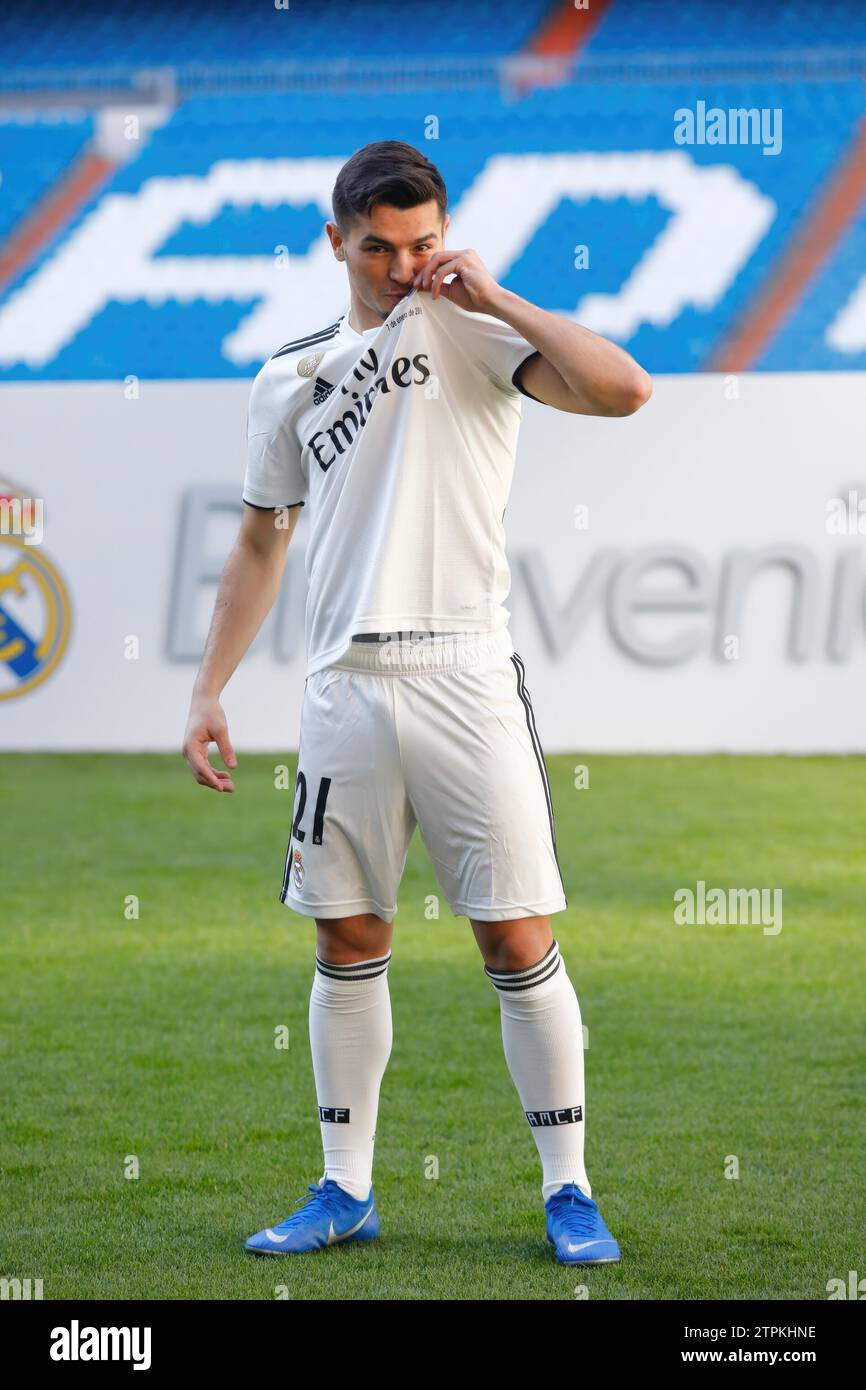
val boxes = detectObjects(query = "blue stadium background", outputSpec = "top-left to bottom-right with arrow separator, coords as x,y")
2,0 -> 866,378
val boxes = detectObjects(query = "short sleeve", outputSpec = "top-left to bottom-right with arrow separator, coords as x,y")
460,308 -> 541,400
242,361 -> 308,510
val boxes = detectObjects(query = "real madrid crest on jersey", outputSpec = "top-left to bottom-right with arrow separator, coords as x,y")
297,352 -> 324,378
292,848 -> 305,889
0,478 -> 71,702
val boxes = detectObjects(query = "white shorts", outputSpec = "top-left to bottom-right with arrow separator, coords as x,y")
279,626 -> 568,924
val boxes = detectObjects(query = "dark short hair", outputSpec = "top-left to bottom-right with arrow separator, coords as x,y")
332,140 -> 448,235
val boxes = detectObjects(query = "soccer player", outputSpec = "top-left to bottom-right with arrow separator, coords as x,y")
182,140 -> 652,1266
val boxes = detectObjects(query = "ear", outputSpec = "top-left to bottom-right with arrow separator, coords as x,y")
325,221 -> 344,260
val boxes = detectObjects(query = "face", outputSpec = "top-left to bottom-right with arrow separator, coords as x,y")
328,201 -> 449,325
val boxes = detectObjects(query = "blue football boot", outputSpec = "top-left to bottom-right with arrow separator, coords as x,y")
245,1177 -> 379,1256
545,1182 -> 622,1265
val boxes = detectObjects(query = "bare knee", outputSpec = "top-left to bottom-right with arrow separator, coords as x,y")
471,915 -> 554,972
315,912 -> 393,964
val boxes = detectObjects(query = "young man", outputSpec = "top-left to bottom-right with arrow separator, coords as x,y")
182,140 -> 652,1266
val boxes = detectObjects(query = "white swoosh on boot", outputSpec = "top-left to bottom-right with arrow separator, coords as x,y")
328,1206 -> 374,1244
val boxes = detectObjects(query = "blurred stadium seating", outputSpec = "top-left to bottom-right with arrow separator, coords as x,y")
2,0 -> 866,377
0,0 -> 554,72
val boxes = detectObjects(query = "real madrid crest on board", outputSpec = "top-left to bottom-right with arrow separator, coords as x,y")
0,478 -> 71,702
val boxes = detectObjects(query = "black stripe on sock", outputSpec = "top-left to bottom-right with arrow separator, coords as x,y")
315,951 -> 391,981
485,940 -> 561,992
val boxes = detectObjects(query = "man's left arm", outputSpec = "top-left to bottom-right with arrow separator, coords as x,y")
490,287 -> 653,418
414,248 -> 653,417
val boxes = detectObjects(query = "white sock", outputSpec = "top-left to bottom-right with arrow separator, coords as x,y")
308,950 -> 393,1202
485,939 -> 591,1203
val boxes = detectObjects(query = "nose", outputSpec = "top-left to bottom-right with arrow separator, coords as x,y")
391,254 -> 414,285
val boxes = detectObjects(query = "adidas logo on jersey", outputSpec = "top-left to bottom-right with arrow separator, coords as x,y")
313,376 -> 336,405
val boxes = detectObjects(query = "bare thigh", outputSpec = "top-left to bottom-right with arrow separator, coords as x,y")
315,913 -> 394,964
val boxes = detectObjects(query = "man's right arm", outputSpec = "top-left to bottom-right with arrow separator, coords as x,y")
181,503 -> 302,792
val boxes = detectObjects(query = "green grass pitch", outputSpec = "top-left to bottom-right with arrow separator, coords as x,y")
1,752 -> 863,1301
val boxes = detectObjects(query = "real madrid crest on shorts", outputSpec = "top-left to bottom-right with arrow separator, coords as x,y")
292,848 -> 306,889
0,478 -> 71,702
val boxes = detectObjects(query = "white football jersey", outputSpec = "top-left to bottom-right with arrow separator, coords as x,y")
243,286 -> 542,677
